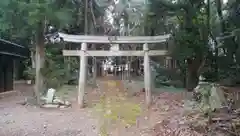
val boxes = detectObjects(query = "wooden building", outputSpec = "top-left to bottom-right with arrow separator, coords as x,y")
0,39 -> 29,93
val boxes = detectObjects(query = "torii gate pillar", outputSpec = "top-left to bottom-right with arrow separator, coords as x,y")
78,42 -> 87,108
143,43 -> 152,106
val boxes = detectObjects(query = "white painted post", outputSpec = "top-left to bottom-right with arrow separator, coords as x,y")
143,43 -> 152,106
78,42 -> 87,108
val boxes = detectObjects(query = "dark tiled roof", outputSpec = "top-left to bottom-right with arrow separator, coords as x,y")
0,39 -> 29,58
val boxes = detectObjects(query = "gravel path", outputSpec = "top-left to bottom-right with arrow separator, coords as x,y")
0,99 -> 98,136
0,84 -> 99,136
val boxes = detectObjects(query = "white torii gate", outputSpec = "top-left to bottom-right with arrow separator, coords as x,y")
58,32 -> 170,108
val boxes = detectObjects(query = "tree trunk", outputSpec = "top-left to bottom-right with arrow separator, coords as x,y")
215,0 -> 226,80
35,22 -> 45,105
89,13 -> 97,85
186,57 -> 205,91
186,67 -> 199,91
215,0 -> 225,35
92,44 -> 97,85
84,0 -> 88,35
31,50 -> 36,68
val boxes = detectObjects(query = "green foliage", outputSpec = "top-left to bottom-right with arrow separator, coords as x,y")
21,0 -> 75,29
147,0 -> 211,90
173,31 -> 207,59
154,66 -> 184,88
23,62 -> 35,80
0,0 -> 82,45
40,46 -> 73,89
171,3 -> 209,65
40,60 -> 69,89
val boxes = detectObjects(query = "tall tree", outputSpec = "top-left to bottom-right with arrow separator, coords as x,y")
148,0 -> 210,91
0,0 -> 76,104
